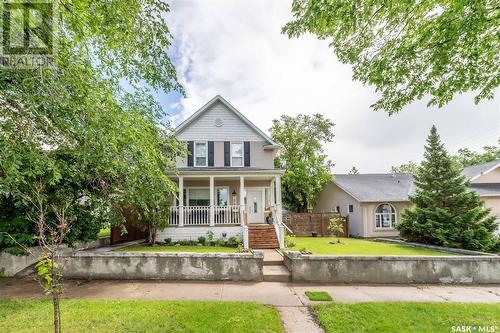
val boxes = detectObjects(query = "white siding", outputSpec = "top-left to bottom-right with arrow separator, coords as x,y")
177,102 -> 264,142
157,226 -> 242,242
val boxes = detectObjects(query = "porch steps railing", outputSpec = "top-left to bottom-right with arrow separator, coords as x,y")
168,205 -> 241,226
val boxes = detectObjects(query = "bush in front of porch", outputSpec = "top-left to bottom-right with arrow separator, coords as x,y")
116,233 -> 245,253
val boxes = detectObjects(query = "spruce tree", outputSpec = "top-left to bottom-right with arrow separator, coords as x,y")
397,126 -> 499,251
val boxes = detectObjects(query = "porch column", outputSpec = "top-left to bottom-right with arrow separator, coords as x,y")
209,176 -> 215,227
239,176 -> 245,225
275,175 -> 282,223
178,176 -> 184,227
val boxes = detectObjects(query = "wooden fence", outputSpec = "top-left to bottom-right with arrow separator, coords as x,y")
282,213 -> 349,237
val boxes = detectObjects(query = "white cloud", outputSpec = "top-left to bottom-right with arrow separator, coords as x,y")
166,0 -> 500,173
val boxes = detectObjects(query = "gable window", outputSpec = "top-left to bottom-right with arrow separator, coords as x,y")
194,142 -> 207,167
231,142 -> 243,167
348,205 -> 354,213
375,203 -> 396,229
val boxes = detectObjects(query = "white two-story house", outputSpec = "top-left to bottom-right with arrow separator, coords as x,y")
157,95 -> 285,249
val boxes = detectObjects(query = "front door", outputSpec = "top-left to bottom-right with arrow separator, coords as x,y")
247,189 -> 264,224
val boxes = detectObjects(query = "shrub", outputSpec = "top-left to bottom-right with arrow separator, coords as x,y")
197,236 -> 206,245
285,235 -> 296,248
215,239 -> 226,247
206,230 -> 214,242
226,236 -> 238,247
164,238 -> 172,246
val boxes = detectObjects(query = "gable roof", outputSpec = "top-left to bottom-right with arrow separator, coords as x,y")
175,95 -> 279,149
333,173 -> 413,202
461,160 -> 500,181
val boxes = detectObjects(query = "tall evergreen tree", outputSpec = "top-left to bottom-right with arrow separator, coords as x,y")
397,126 -> 499,251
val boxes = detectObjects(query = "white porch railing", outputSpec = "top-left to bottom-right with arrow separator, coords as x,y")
168,205 -> 241,226
214,205 -> 241,225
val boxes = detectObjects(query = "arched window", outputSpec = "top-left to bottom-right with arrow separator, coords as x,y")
375,204 -> 396,229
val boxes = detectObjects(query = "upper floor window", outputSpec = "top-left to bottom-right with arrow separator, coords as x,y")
194,142 -> 207,167
231,142 -> 243,167
375,203 -> 396,229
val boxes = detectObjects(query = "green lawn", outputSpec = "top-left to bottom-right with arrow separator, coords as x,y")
0,299 -> 283,333
115,245 -> 238,253
305,291 -> 333,302
287,237 -> 454,255
312,302 -> 500,333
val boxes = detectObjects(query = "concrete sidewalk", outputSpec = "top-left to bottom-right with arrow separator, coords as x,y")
1,278 -> 499,304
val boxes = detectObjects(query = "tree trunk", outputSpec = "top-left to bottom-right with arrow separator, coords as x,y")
52,290 -> 60,333
148,224 -> 156,245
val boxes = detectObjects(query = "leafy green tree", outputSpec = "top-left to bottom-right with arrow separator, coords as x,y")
0,0 -> 185,251
390,161 -> 419,174
270,114 -> 334,212
397,126 -> 499,251
283,1 -> 499,114
452,139 -> 500,167
390,139 -> 500,174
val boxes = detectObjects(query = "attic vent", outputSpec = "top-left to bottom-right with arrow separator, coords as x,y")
214,117 -> 223,127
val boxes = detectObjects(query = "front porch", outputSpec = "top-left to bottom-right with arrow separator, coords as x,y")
162,170 -> 285,249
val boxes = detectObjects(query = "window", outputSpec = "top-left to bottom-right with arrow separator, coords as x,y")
216,187 -> 228,206
231,142 -> 243,167
194,142 -> 207,167
348,205 -> 354,213
336,206 -> 340,213
187,188 -> 210,206
375,203 -> 396,229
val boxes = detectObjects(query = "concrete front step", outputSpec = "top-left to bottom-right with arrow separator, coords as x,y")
263,265 -> 291,282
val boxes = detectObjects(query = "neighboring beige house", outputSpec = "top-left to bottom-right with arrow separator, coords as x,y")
158,95 -> 286,249
314,160 -> 500,238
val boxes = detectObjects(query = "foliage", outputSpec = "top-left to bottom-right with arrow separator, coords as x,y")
270,114 -> 334,212
285,235 -> 296,248
305,291 -> 333,302
0,0 -> 184,252
0,299 -> 283,333
390,161 -> 419,174
348,167 -> 359,175
226,236 -> 238,247
206,230 -> 215,242
391,139 -> 500,173
397,126 -> 499,251
197,236 -> 206,245
283,1 -> 500,114
164,238 -> 173,246
115,245 -> 237,253
312,302 -> 500,333
328,216 -> 344,238
286,237 -> 453,255
452,138 -> 500,167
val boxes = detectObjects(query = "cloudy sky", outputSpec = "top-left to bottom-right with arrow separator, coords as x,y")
158,0 -> 500,173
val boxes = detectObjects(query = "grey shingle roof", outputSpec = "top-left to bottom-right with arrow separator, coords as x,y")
469,183 -> 500,196
461,160 -> 500,180
333,174 -> 413,202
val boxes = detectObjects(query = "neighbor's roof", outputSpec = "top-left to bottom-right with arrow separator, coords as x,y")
175,95 -> 279,149
461,160 -> 500,181
333,173 -> 413,202
469,183 -> 500,196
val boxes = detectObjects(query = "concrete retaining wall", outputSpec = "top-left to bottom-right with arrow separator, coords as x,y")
0,238 -> 110,277
61,251 -> 264,281
283,251 -> 500,284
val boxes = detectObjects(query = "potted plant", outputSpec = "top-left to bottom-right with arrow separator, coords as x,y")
266,211 -> 273,224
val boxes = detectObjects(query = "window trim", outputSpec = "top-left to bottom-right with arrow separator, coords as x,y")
374,203 -> 397,229
194,141 -> 208,167
348,204 -> 354,213
230,141 -> 244,167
